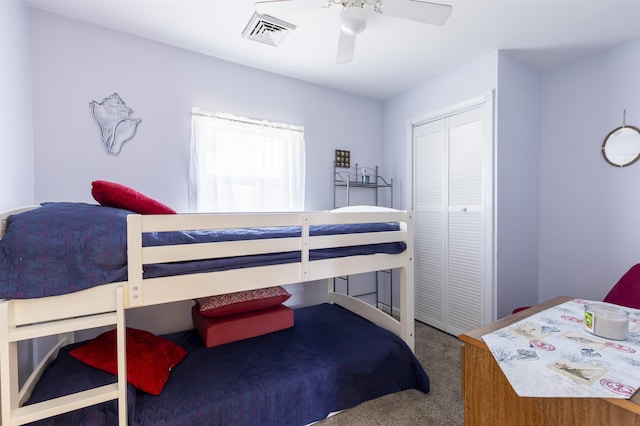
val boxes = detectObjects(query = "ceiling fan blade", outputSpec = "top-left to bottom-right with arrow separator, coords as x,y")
255,0 -> 332,14
376,0 -> 452,26
336,30 -> 356,64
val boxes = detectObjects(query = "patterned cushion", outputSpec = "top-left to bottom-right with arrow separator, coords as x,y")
91,180 -> 176,214
69,327 -> 187,395
195,286 -> 291,317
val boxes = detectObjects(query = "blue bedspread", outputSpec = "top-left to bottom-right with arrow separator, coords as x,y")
25,303 -> 429,426
0,203 -> 406,299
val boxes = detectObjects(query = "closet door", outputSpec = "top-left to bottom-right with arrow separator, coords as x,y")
413,100 -> 493,336
446,107 -> 486,336
414,119 -> 446,331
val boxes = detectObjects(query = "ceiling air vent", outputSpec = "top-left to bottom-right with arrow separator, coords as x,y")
242,12 -> 296,47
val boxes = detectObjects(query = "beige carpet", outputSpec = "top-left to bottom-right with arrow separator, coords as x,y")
315,321 -> 464,425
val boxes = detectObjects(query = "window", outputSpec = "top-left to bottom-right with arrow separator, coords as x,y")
189,108 -> 305,212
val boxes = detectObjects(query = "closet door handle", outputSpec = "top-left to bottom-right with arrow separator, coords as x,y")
461,207 -> 468,212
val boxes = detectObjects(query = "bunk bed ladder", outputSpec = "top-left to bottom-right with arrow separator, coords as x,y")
115,286 -> 127,425
0,287 -> 128,426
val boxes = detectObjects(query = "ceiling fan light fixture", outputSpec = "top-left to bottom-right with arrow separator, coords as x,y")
340,6 -> 367,35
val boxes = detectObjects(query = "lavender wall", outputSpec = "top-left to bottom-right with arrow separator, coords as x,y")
538,38 -> 640,303
29,10 -> 385,333
29,10 -> 383,213
0,1 -> 34,211
495,53 -> 541,317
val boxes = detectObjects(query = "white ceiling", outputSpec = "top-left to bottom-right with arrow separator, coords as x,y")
25,0 -> 640,100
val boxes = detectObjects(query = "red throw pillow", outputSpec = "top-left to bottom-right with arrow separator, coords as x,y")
196,286 -> 291,317
91,180 -> 176,214
69,327 -> 187,395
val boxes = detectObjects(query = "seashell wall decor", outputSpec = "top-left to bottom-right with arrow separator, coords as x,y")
90,93 -> 142,155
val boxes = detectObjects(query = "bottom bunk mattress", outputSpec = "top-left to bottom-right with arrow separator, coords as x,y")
25,303 -> 429,426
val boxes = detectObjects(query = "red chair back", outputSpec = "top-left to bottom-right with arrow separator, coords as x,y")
604,263 -> 640,309
512,264 -> 640,315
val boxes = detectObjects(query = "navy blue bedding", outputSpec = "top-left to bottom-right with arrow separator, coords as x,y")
0,203 -> 406,299
25,303 -> 429,426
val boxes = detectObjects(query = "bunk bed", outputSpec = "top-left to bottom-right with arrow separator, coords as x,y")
0,201 -> 424,425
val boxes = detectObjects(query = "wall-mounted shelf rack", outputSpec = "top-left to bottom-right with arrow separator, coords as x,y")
332,161 -> 395,316
333,163 -> 393,208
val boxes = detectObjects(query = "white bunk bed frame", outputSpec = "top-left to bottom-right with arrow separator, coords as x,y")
0,207 -> 415,426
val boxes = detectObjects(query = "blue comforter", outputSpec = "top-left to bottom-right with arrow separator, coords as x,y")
0,203 -> 406,299
25,303 -> 429,426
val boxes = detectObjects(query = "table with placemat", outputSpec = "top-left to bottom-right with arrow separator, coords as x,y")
459,296 -> 640,425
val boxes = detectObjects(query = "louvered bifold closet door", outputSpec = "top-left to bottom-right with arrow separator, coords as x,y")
412,98 -> 492,336
446,107 -> 485,337
414,120 -> 446,329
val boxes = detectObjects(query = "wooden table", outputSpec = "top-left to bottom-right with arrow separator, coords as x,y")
459,296 -> 640,425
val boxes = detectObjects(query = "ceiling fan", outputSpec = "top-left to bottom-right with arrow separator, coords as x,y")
254,0 -> 452,64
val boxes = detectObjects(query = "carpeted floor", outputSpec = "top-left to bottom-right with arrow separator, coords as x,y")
315,321 -> 464,425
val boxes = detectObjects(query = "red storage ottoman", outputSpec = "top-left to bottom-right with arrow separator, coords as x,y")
191,304 -> 294,348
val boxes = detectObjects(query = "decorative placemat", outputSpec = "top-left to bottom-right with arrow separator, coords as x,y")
482,299 -> 640,398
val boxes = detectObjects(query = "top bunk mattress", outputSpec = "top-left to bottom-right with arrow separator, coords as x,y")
0,202 -> 406,299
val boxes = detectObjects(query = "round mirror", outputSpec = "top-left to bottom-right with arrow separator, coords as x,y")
602,125 -> 640,167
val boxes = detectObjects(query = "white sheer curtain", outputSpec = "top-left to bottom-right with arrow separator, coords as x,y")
189,108 -> 305,212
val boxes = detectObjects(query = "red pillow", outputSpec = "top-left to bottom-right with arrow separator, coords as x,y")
69,327 -> 187,395
196,286 -> 291,317
91,180 -> 176,214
